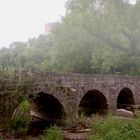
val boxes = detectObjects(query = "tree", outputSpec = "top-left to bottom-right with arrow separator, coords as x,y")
47,0 -> 140,75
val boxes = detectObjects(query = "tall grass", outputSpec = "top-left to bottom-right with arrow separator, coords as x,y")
65,112 -> 88,128
9,100 -> 30,133
90,114 -> 140,140
40,125 -> 64,140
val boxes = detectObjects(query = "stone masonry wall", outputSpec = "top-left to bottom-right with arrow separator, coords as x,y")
31,72 -> 140,114
0,71 -> 140,119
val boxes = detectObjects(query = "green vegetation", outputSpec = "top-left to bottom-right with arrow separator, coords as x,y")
65,111 -> 89,129
36,114 -> 140,140
2,0 -> 140,136
90,114 -> 140,140
0,70 -> 32,130
40,125 -> 64,140
9,100 -> 30,133
0,0 -> 140,75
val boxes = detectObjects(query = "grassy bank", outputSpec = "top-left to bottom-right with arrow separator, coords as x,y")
90,114 -> 140,140
39,114 -> 140,140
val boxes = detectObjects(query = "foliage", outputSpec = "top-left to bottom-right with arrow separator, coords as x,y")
0,0 -> 140,75
9,100 -> 30,133
65,112 -> 88,129
40,125 -> 64,140
0,70 -> 32,129
90,114 -> 140,140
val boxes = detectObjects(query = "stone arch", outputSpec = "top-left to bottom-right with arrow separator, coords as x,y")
78,90 -> 108,116
28,92 -> 66,136
117,87 -> 135,111
30,92 -> 66,120
33,85 -> 66,112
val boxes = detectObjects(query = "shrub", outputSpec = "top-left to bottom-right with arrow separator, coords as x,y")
65,112 -> 88,128
90,114 -> 140,140
40,125 -> 64,140
9,100 -> 30,133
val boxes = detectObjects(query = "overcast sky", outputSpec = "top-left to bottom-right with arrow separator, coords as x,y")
0,0 -> 66,48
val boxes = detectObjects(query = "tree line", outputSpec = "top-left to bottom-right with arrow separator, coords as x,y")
0,0 -> 140,75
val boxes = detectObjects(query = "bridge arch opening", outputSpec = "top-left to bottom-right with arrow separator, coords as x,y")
117,87 -> 135,111
28,92 -> 65,136
78,90 -> 108,116
31,92 -> 65,120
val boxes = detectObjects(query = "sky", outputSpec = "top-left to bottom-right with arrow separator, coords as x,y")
0,0 -> 67,48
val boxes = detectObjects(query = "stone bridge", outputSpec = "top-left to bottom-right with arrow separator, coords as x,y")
30,72 -> 140,120
0,71 -> 140,123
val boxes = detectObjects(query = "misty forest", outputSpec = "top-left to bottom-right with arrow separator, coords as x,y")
0,0 -> 140,75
